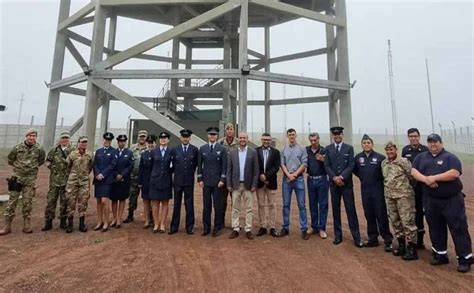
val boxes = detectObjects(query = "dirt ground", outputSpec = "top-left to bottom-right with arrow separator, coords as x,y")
0,160 -> 473,292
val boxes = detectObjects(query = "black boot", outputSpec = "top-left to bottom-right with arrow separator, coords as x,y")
66,217 -> 73,233
123,210 -> 134,223
59,218 -> 67,230
393,237 -> 406,256
41,219 -> 53,231
402,242 -> 419,261
416,231 -> 425,249
79,216 -> 87,232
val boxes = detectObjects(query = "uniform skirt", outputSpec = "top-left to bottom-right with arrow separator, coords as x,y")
141,184 -> 151,200
110,180 -> 131,201
94,182 -> 111,198
148,187 -> 172,201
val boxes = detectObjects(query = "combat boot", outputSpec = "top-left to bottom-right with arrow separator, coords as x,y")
402,242 -> 419,261
0,219 -> 13,236
66,216 -> 74,233
123,210 -> 134,223
416,231 -> 425,249
41,219 -> 53,231
23,218 -> 33,234
393,237 -> 406,256
59,218 -> 67,230
79,216 -> 87,232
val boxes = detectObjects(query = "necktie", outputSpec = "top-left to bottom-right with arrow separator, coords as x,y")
336,144 -> 340,153
210,144 -> 214,152
184,146 -> 188,154
119,150 -> 122,157
161,148 -> 165,157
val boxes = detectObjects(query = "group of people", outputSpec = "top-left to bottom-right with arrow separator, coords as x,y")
1,124 -> 472,273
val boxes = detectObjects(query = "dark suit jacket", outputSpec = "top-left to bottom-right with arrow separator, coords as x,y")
149,147 -> 173,190
112,148 -> 134,182
93,147 -> 116,184
324,142 -> 355,186
197,143 -> 227,187
256,146 -> 280,190
171,144 -> 198,187
227,147 -> 259,191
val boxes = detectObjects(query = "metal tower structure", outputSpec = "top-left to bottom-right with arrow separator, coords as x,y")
43,0 -> 354,150
387,39 -> 398,144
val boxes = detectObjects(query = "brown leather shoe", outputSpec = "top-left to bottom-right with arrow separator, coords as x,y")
246,231 -> 254,240
229,230 -> 239,239
319,230 -> 328,239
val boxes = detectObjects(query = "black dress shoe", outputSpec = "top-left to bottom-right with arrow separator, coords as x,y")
186,230 -> 194,235
270,228 -> 279,237
246,231 -> 254,240
279,228 -> 289,237
301,231 -> 310,240
110,222 -> 116,228
101,225 -> 109,233
212,230 -> 222,237
355,241 -> 364,248
384,242 -> 393,252
256,228 -> 268,237
229,230 -> 239,239
153,228 -> 159,233
201,230 -> 210,236
364,241 -> 380,248
168,230 -> 178,235
93,223 -> 103,231
333,238 -> 342,245
159,229 -> 165,234
115,224 -> 121,229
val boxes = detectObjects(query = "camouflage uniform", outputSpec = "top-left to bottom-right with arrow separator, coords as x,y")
65,149 -> 93,218
5,142 -> 46,221
44,144 -> 74,221
128,143 -> 147,213
381,157 -> 417,243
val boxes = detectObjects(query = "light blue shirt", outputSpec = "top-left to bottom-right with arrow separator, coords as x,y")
238,146 -> 248,181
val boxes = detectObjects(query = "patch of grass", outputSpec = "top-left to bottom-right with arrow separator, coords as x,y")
93,238 -> 104,244
39,271 -> 53,281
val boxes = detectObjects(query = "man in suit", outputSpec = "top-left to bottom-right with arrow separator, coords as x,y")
227,132 -> 259,240
256,133 -> 280,237
169,129 -> 199,235
197,127 -> 228,237
324,126 -> 363,248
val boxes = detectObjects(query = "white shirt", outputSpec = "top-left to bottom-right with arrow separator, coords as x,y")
263,147 -> 270,172
334,143 -> 342,152
182,144 -> 189,153
238,146 -> 248,181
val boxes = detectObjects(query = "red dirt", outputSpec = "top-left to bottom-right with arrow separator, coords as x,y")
0,162 -> 473,292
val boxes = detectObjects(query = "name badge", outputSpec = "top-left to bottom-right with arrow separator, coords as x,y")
437,160 -> 443,165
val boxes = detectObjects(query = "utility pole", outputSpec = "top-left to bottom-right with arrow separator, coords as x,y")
16,93 -> 25,143
425,58 -> 435,133
387,40 -> 399,144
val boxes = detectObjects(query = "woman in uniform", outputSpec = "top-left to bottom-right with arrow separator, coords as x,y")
110,135 -> 134,228
92,132 -> 115,232
149,132 -> 173,233
138,134 -> 156,229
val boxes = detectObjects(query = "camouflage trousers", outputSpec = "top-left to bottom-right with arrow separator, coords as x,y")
4,183 -> 36,221
386,196 -> 418,243
128,178 -> 140,212
44,185 -> 68,221
66,183 -> 90,218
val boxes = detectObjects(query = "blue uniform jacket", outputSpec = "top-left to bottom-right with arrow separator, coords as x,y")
113,148 -> 134,183
138,149 -> 154,188
324,143 -> 355,186
149,147 -> 173,190
171,144 -> 198,187
354,151 -> 386,195
197,143 -> 227,187
93,147 -> 116,184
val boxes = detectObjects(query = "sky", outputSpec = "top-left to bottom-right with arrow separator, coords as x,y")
0,0 -> 473,135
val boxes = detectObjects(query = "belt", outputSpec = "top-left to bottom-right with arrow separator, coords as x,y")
308,175 -> 324,180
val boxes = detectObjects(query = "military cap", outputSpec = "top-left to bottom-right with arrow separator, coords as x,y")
206,126 -> 219,134
427,133 -> 442,143
103,132 -> 114,140
158,132 -> 170,139
361,134 -> 373,143
138,130 -> 148,137
116,134 -> 128,141
60,130 -> 70,138
384,141 -> 397,149
330,126 -> 344,134
146,134 -> 157,143
224,123 -> 234,130
180,129 -> 193,137
25,128 -> 38,136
